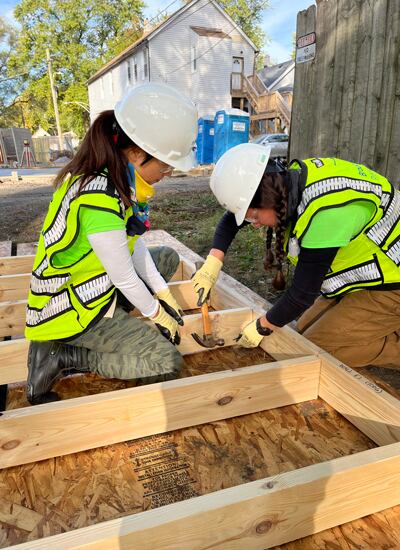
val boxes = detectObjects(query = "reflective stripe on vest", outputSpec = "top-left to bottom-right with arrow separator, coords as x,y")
287,158 -> 400,297
321,259 -> 382,295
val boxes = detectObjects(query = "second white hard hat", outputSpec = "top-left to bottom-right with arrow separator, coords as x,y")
115,82 -> 198,171
210,143 -> 272,225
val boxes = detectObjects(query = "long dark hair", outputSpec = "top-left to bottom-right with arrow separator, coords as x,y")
250,171 -> 288,290
53,110 -> 141,207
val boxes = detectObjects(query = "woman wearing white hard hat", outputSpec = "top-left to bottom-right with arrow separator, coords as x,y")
192,143 -> 400,370
25,82 -> 198,404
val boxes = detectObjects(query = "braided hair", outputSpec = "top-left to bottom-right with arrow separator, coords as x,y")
249,166 -> 288,290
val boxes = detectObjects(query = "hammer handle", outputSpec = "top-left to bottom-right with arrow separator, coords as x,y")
201,302 -> 212,336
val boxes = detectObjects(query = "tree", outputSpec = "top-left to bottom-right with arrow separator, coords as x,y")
7,0 -> 146,136
217,0 -> 268,52
0,17 -> 26,127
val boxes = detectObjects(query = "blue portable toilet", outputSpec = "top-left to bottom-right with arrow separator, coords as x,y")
213,108 -> 250,163
196,116 -> 215,165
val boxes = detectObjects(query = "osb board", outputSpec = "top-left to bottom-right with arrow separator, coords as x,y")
0,391 -> 380,547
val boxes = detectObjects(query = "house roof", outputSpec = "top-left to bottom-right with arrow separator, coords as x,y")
88,0 -> 257,85
258,59 -> 295,91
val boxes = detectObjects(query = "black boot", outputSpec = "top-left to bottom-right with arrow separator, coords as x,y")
27,341 -> 89,405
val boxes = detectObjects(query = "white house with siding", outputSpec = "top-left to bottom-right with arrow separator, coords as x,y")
88,0 -> 258,121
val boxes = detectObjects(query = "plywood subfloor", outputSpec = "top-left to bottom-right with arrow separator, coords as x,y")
2,347 -> 399,549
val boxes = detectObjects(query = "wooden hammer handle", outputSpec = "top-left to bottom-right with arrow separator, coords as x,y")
201,302 -> 212,336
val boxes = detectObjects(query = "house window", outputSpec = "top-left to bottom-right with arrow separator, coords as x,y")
191,45 -> 197,72
134,59 -> 138,81
127,61 -> 132,85
143,50 -> 148,79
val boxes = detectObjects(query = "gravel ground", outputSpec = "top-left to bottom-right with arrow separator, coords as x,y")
0,175 -> 210,242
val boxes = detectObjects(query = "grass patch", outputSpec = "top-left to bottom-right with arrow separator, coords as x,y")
151,189 -> 288,303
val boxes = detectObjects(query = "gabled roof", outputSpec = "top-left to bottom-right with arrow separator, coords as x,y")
258,59 -> 295,91
88,0 -> 257,85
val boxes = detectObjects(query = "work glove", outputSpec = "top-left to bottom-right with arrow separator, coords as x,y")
151,304 -> 181,345
191,255 -> 223,306
235,318 -> 273,348
156,288 -> 184,326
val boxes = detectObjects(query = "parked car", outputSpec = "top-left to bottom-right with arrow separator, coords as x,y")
251,133 -> 289,159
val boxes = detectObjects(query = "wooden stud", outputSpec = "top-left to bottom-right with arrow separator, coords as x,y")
0,273 -> 31,301
0,255 -> 35,276
318,353 -> 400,446
10,442 -> 400,550
0,356 -> 320,468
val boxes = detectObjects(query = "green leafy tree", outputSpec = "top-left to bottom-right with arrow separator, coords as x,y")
0,17 -> 25,127
7,0 -> 146,136
217,0 -> 268,52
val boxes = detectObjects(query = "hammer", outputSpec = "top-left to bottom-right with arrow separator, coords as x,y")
191,262 -> 225,349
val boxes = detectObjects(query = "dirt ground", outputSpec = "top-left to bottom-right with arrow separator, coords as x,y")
0,174 -> 398,390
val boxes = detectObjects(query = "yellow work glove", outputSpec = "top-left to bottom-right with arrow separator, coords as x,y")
235,318 -> 273,348
156,288 -> 184,326
191,255 -> 223,306
151,304 -> 181,345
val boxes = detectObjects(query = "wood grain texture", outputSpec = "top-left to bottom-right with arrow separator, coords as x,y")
9,443 -> 400,550
0,356 -> 320,468
0,256 -> 34,277
0,380 -> 381,548
291,0 -> 400,185
319,353 -> 400,445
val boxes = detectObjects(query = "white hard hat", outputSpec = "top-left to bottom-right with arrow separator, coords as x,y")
115,82 -> 198,171
210,143 -> 272,225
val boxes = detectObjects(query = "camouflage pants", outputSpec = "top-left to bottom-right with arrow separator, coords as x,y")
67,246 -> 184,382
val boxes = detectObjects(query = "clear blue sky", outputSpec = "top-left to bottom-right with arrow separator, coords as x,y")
3,0 -> 315,63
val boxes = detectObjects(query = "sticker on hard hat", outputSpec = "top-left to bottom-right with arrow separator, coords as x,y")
258,154 -> 268,165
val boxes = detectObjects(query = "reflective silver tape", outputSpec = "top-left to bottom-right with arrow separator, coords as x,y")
321,261 -> 381,294
367,191 -> 400,247
298,177 -> 383,216
74,274 -> 113,304
26,290 -> 71,326
43,180 -> 81,247
33,256 -> 49,276
30,273 -> 70,294
386,240 -> 400,266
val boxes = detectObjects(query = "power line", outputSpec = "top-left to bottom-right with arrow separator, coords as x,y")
165,0 -> 269,77
145,0 -> 182,26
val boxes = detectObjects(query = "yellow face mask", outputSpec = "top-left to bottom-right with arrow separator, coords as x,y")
135,171 -> 155,203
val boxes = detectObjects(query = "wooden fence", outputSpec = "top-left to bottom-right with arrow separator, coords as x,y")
290,0 -> 400,187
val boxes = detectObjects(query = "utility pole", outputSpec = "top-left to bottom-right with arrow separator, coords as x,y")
46,48 -> 63,151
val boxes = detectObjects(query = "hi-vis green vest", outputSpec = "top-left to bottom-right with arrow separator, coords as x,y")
25,173 -> 139,341
286,158 -> 400,298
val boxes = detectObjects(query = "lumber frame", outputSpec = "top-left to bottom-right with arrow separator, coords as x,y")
0,356 -> 320,468
11,443 -> 400,550
0,307 -> 253,385
1,232 -> 400,547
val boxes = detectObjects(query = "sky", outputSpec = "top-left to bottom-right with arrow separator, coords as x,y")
2,0 -> 315,63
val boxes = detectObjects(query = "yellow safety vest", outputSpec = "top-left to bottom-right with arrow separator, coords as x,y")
286,158 -> 400,297
25,173 -> 138,341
